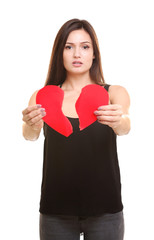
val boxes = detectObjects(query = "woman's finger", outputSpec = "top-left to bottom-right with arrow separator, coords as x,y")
26,108 -> 45,121
22,104 -> 42,115
97,104 -> 122,111
96,115 -> 120,122
94,110 -> 123,116
28,112 -> 46,126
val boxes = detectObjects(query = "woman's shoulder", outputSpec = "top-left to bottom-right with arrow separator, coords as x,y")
28,90 -> 39,106
109,85 -> 129,93
108,85 -> 130,103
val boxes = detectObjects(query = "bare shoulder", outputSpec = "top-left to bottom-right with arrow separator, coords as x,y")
109,85 -> 130,105
28,90 -> 39,106
109,85 -> 129,95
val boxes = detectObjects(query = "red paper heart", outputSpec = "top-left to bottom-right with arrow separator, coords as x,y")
36,84 -> 109,137
76,84 -> 109,130
36,85 -> 73,137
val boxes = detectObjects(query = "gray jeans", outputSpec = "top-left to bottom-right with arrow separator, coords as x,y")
40,211 -> 124,240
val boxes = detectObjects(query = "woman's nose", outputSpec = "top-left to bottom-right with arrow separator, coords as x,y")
73,47 -> 80,58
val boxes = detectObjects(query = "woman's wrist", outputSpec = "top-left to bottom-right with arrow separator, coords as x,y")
22,122 -> 41,141
113,115 -> 130,136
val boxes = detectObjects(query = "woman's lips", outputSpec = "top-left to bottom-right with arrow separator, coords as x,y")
72,61 -> 83,67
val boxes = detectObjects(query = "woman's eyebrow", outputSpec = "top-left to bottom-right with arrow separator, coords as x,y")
65,41 -> 92,44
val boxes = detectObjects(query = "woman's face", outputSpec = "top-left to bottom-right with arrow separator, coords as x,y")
63,29 -> 95,76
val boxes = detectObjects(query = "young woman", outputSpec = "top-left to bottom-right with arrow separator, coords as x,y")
22,19 -> 130,240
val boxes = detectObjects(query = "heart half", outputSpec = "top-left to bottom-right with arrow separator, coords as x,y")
75,84 -> 109,130
36,85 -> 73,137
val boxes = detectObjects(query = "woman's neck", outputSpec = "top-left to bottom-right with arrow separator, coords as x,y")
63,72 -> 95,91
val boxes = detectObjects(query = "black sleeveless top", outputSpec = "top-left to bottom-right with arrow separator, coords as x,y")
39,84 -> 123,217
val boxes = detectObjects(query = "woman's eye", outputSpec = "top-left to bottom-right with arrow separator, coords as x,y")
65,45 -> 72,49
82,45 -> 89,49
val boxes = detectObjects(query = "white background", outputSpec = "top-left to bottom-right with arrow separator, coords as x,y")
0,0 -> 154,239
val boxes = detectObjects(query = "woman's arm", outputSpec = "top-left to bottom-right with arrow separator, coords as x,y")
22,91 -> 46,141
94,85 -> 131,136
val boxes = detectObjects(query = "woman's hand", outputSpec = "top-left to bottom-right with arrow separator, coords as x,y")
22,90 -> 46,141
22,104 -> 46,131
94,85 -> 131,135
94,104 -> 123,129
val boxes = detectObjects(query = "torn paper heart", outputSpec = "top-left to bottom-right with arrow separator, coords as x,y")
36,84 -> 109,137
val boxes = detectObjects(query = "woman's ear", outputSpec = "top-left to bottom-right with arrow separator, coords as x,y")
93,51 -> 95,59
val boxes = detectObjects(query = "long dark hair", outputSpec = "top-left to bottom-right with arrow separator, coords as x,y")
45,18 -> 105,86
